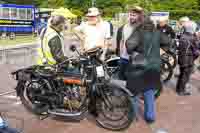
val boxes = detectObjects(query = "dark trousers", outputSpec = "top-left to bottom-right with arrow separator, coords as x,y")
119,58 -> 129,80
176,66 -> 193,93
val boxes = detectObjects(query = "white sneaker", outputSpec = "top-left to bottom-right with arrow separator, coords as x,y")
0,117 -> 6,128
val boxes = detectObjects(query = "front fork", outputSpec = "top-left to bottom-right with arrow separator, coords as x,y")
88,84 -> 113,115
15,80 -> 26,97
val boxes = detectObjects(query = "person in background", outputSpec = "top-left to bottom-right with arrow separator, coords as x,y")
176,17 -> 190,39
178,17 -> 198,37
37,18 -> 48,35
195,30 -> 200,70
157,17 -> 176,55
176,21 -> 200,96
157,18 -> 176,39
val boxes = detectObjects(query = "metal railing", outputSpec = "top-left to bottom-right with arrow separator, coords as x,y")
0,44 -> 38,67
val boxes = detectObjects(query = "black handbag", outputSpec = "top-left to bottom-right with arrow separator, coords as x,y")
127,32 -> 154,69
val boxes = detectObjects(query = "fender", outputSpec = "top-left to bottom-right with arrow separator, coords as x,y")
108,79 -> 134,97
106,56 -> 120,63
11,68 -> 33,97
15,80 -> 26,97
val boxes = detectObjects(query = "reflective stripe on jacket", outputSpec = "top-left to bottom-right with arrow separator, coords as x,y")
37,27 -> 64,65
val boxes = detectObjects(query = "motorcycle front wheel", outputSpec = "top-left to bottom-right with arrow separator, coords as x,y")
95,83 -> 135,131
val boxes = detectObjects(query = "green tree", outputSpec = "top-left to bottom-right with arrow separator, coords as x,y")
47,0 -> 65,8
1,0 -> 200,19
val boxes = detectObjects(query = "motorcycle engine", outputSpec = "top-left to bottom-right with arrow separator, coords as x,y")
63,84 -> 87,110
55,71 -> 87,111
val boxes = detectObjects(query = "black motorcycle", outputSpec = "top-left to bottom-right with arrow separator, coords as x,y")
161,38 -> 179,70
161,56 -> 173,83
11,46 -> 135,131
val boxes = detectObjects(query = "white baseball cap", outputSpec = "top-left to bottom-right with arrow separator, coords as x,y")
179,16 -> 190,22
86,7 -> 100,17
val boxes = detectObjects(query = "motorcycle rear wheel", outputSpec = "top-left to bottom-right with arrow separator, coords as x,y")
20,80 -> 49,115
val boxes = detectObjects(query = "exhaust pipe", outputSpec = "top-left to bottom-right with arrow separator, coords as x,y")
48,110 -> 83,117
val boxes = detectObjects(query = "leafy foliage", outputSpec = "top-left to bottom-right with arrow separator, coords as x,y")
1,0 -> 200,19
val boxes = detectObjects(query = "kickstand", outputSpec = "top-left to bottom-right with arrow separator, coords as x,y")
38,114 -> 49,120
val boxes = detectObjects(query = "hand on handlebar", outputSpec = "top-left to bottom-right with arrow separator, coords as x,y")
55,57 -> 77,68
86,46 -> 102,53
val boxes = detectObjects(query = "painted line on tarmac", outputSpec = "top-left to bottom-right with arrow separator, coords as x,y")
2,95 -> 18,99
0,94 -> 21,106
0,97 -> 21,106
1,95 -> 20,100
0,90 -> 16,97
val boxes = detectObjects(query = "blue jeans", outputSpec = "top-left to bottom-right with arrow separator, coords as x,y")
131,88 -> 156,122
119,58 -> 129,80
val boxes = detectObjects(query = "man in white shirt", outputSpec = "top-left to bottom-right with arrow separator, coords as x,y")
74,7 -> 111,56
74,7 -> 111,116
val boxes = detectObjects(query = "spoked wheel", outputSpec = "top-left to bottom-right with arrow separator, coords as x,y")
161,59 -> 173,83
20,80 -> 49,115
96,84 -> 135,131
162,52 -> 177,69
107,66 -> 120,79
167,53 -> 177,69
106,57 -> 120,79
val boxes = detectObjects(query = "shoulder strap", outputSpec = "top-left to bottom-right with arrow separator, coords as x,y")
40,28 -> 51,64
40,28 -> 47,40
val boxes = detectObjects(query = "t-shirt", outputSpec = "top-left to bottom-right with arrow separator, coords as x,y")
75,20 -> 111,51
120,23 -> 135,60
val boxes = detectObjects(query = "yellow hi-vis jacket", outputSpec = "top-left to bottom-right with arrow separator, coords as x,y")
37,27 -> 64,65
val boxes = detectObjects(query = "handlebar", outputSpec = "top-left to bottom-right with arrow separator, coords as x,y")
83,47 -> 104,59
54,56 -> 78,70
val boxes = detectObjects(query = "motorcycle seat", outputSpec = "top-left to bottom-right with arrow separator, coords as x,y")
36,69 -> 56,78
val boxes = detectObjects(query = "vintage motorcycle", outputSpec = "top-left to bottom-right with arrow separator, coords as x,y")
11,46 -> 135,131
